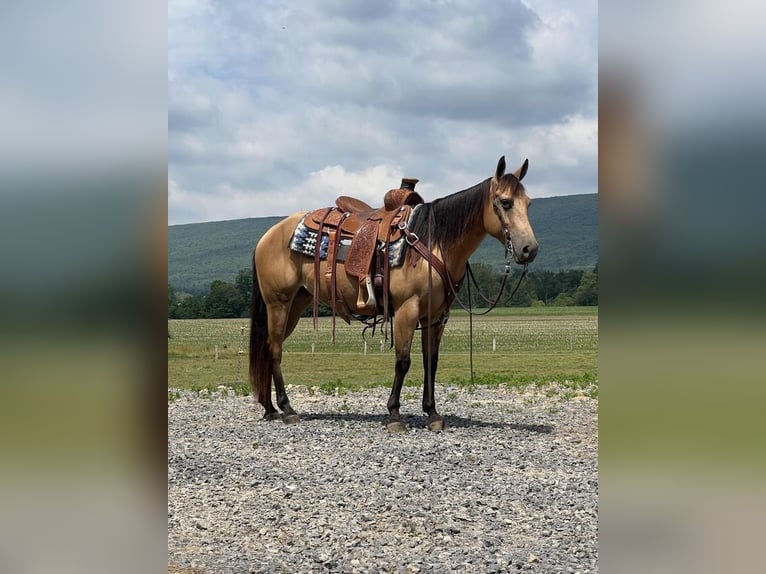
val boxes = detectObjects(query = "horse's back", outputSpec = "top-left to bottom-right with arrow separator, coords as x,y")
254,212 -> 309,289
255,212 -> 306,254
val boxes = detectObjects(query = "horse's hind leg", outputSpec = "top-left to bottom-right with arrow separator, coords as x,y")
266,289 -> 312,424
266,301 -> 301,424
284,288 -> 312,339
421,321 -> 446,432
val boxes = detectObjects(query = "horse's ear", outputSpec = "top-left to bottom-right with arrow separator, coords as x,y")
514,158 -> 529,181
494,156 -> 506,181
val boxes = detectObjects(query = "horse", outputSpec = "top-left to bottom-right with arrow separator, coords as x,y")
249,156 -> 538,432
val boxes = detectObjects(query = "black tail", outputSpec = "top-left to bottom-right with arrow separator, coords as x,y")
249,254 -> 272,409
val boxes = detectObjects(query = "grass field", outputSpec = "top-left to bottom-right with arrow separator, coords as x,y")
168,306 -> 597,397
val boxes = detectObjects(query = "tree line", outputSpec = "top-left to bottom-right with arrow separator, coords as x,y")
168,265 -> 598,319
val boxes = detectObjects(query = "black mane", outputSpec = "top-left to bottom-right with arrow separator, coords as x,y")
408,178 -> 489,253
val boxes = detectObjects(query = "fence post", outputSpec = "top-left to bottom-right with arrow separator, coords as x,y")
237,324 -> 246,382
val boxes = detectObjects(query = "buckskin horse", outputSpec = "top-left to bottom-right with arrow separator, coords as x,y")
249,156 -> 538,432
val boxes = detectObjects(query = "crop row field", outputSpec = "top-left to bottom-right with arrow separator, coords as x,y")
168,307 -> 597,393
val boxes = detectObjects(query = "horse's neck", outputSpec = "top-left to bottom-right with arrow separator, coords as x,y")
440,225 -> 487,282
426,181 -> 490,281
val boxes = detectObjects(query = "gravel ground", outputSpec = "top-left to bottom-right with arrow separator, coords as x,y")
168,384 -> 598,573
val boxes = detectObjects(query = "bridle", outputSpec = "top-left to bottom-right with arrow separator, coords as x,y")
491,190 -> 517,259
449,184 -> 530,315
484,179 -> 531,298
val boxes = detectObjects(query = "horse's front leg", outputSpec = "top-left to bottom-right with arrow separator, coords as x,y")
421,321 -> 446,431
386,302 -> 419,433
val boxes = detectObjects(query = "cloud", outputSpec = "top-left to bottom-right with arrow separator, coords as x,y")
168,0 -> 597,224
302,164 -> 405,207
169,163 -> 406,223
516,114 -> 598,197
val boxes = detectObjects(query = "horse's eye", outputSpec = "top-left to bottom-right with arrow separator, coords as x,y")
500,199 -> 512,210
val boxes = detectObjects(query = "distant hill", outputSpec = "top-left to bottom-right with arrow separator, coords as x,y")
169,193 -> 597,294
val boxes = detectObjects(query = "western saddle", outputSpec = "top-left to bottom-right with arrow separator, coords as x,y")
302,178 -> 424,328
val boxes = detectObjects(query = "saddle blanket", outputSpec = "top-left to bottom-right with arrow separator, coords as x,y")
288,206 -> 419,268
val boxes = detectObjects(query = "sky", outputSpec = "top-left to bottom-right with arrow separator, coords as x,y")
168,0 -> 597,225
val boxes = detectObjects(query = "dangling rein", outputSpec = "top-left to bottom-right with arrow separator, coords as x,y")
459,261 -> 528,386
447,193 -> 531,385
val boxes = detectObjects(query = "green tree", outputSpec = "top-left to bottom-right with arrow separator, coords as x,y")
504,270 -> 536,306
204,280 -> 246,318
234,268 -> 253,315
168,284 -> 178,319
551,292 -> 574,306
462,263 -> 504,308
525,269 -> 586,305
573,269 -> 598,306
176,293 -> 205,319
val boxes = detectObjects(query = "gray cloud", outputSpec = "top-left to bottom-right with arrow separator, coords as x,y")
169,0 -> 597,224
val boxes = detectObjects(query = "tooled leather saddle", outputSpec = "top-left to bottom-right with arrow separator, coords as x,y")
302,178 -> 424,328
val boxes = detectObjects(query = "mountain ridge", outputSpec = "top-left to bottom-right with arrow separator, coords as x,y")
169,193 -> 597,294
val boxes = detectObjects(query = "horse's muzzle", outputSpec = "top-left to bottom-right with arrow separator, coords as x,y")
506,230 -> 538,264
514,239 -> 538,264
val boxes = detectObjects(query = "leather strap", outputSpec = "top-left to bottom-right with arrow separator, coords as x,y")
400,225 -> 462,311
383,218 -> 394,332
312,208 -> 335,330
325,212 -> 350,344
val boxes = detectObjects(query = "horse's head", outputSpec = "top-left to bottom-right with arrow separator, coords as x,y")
485,156 -> 539,265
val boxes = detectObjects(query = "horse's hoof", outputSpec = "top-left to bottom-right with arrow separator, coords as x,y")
282,413 -> 301,425
386,421 -> 408,433
263,412 -> 281,421
427,419 -> 446,432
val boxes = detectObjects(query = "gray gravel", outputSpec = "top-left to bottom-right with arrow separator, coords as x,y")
168,384 -> 598,573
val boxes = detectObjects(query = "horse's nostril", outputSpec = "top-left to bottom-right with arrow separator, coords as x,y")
520,243 -> 538,261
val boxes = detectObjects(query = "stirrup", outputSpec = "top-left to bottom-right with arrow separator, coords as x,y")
356,275 -> 378,310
